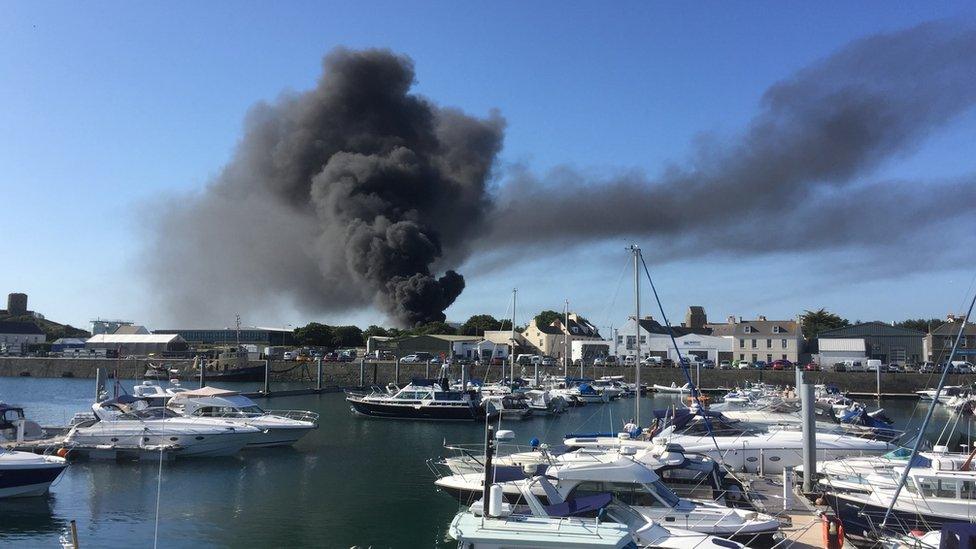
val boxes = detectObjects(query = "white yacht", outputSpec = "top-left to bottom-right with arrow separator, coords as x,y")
438,456 -> 777,545
0,449 -> 68,498
166,387 -> 318,447
64,397 -> 262,458
818,448 -> 976,542
482,394 -> 533,420
653,382 -> 691,395
915,385 -> 964,403
523,389 -> 568,414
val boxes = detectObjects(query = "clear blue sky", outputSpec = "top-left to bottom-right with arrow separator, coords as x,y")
2,2 -> 975,332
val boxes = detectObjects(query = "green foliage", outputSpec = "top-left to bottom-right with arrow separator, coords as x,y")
363,325 -> 390,339
460,314 -> 510,336
331,325 -> 365,347
800,308 -> 850,339
534,310 -> 563,328
293,322 -> 334,346
412,321 -> 457,335
894,318 -> 942,333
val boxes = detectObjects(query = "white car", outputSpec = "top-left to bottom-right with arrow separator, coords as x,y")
736,361 -> 751,369
623,355 -> 637,366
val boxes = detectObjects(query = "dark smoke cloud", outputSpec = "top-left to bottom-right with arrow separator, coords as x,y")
485,21 -> 976,261
148,48 -> 503,326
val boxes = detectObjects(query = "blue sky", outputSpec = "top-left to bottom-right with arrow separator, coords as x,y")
2,2 -> 976,332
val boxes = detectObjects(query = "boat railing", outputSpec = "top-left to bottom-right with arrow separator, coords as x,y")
266,409 -> 320,423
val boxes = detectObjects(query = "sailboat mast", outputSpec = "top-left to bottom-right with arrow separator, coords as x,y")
508,288 -> 517,386
632,244 -> 641,425
565,300 -> 572,378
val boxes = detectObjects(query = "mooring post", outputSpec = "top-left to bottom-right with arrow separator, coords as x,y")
395,358 -> 401,385
200,356 -> 206,389
877,363 -> 882,401
800,373 -> 816,493
783,466 -> 794,511
316,356 -> 323,391
264,358 -> 271,395
359,358 -> 365,387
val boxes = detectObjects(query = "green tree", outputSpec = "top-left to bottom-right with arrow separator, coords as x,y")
413,321 -> 457,335
534,310 -> 563,328
460,314 -> 503,336
293,322 -> 334,346
800,309 -> 850,339
363,325 -> 390,340
331,325 -> 365,347
894,318 -> 942,333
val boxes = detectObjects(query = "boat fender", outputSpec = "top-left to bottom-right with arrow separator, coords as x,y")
821,514 -> 844,549
529,437 -> 540,449
57,447 -> 70,458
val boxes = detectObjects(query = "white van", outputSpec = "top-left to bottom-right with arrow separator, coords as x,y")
865,359 -> 883,372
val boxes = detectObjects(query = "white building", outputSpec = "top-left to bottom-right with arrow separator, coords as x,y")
816,338 -> 867,366
0,321 -> 46,355
611,316 -> 731,363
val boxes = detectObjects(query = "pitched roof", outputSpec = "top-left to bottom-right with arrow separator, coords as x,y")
705,323 -> 735,337
733,320 -> 799,337
930,320 -> 976,336
87,334 -> 184,344
0,321 -> 44,335
819,321 -> 925,337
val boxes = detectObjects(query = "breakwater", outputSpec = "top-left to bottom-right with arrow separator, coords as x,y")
0,357 -> 959,394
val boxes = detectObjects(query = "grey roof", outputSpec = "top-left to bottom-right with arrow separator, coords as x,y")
0,321 -> 44,335
930,320 -> 976,336
733,320 -> 799,337
638,318 -> 711,337
819,321 -> 924,338
706,323 -> 735,337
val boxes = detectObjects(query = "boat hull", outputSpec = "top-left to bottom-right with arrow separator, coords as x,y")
346,396 -> 483,421
825,491 -> 955,544
0,456 -> 67,499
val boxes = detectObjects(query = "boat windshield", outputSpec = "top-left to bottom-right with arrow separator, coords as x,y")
646,479 -> 682,508
395,389 -> 433,400
192,405 -> 265,417
118,408 -> 181,420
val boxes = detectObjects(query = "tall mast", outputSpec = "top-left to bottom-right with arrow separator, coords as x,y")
565,299 -> 571,378
235,314 -> 241,348
632,244 -> 641,425
508,288 -> 517,386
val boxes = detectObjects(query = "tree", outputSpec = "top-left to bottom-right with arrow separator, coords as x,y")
363,325 -> 390,340
800,309 -> 850,339
331,325 -> 365,348
894,318 -> 942,333
293,322 -> 334,347
413,321 -> 457,335
534,310 -> 563,328
460,314 -> 504,336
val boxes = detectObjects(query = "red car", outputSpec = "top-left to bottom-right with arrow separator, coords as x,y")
771,359 -> 793,370
804,362 -> 820,371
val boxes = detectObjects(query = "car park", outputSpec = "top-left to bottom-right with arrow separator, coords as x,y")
803,362 -> 820,371
719,360 -> 732,370
401,352 -> 433,364
701,359 -> 715,369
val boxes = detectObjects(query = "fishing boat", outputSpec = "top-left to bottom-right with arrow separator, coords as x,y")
166,386 -> 318,447
64,397 -> 262,458
345,378 -> 486,421
0,449 -> 68,498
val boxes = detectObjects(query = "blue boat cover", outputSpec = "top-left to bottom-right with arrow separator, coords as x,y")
544,492 -> 612,517
940,523 -> 976,549
490,464 -> 548,483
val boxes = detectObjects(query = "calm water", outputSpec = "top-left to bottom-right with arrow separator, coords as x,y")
0,377 -> 973,548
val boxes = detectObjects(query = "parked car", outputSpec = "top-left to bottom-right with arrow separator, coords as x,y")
919,361 -> 936,373
623,355 -> 637,366
803,362 -> 820,371
701,359 -> 715,369
886,363 -> 903,373
736,360 -> 752,370
754,361 -> 767,370
604,356 -> 618,366
844,360 -> 865,372
283,351 -> 298,361
541,356 -> 556,367
401,352 -> 433,364
771,359 -> 792,371
719,360 -> 732,370
832,362 -> 847,372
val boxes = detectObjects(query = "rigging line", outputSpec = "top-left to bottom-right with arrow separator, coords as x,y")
880,285 -> 976,529
601,256 -> 631,331
638,252 -> 721,452
152,443 -> 164,549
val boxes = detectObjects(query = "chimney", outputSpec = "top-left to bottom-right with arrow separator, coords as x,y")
947,313 -> 958,322
758,315 -> 767,321
727,315 -> 736,324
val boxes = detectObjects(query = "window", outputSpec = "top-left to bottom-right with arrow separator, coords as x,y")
751,339 -> 757,348
617,336 -> 623,344
744,326 -> 752,334
782,339 -> 787,349
752,354 -> 757,361
740,354 -> 744,360
739,339 -> 745,348
782,354 -> 787,360
625,336 -> 636,350
772,326 -> 781,334
766,354 -> 772,362
766,339 -> 772,348
639,336 -> 646,343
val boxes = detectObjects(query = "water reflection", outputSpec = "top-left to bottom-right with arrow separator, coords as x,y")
0,496 -> 65,540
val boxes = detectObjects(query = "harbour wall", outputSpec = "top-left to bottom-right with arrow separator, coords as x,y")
0,357 -> 961,394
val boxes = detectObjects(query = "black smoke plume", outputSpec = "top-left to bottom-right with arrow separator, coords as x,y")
148,48 -> 503,326
486,20 -> 976,262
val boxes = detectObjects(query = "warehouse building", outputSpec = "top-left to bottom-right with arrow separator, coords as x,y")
153,327 -> 296,347
819,321 -> 924,365
816,338 -> 867,366
0,321 -> 46,355
86,334 -> 188,356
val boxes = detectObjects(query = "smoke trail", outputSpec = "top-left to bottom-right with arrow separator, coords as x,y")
486,20 -> 976,258
147,48 -> 503,326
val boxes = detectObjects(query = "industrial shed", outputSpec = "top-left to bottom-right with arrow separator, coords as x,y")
85,333 -> 188,355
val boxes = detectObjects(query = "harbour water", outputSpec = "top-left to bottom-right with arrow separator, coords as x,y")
1,376 -> 973,548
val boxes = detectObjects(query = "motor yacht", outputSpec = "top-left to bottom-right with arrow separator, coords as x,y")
915,385 -> 964,403
0,402 -> 48,443
481,394 -> 532,420
818,448 -> 976,542
345,378 -> 485,420
523,389 -> 568,415
166,387 -> 318,447
653,382 -> 692,395
64,397 -> 262,458
0,449 -> 67,498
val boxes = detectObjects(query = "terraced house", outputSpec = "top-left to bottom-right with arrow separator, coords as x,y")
732,316 -> 802,364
